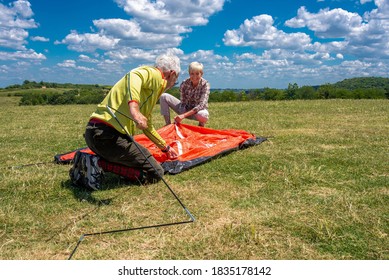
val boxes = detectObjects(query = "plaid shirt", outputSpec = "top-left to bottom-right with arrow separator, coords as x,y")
179,77 -> 210,112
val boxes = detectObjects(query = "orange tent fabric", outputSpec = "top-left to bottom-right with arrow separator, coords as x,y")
55,123 -> 266,174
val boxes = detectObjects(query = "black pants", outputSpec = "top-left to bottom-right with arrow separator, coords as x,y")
84,122 -> 164,183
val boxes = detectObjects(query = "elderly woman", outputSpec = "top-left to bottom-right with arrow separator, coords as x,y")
160,61 -> 210,127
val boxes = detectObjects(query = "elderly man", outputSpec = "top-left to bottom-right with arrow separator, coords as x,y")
84,54 -> 181,184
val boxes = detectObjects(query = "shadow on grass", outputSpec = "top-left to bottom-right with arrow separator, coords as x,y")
61,172 -> 143,206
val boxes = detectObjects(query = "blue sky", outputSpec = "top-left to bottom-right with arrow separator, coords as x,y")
0,0 -> 388,89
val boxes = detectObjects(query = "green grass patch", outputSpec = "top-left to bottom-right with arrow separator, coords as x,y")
0,97 -> 388,260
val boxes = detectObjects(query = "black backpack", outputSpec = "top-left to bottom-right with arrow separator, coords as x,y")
69,151 -> 104,191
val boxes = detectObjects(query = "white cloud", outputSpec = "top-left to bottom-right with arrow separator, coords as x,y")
360,0 -> 373,4
214,0 -> 389,88
182,49 -> 227,62
349,1 -> 389,59
336,53 -> 344,59
94,18 -> 141,39
57,59 -> 77,68
56,30 -> 120,52
223,1 -> 389,78
57,59 -> 94,71
105,47 -> 159,62
223,15 -> 312,50
285,7 -> 364,38
0,27 -> 29,49
284,3 -> 389,59
364,0 -> 389,21
114,0 -> 224,29
101,48 -> 186,72
11,0 -> 34,18
93,18 -> 183,48
60,0 -> 226,53
78,54 -> 99,63
0,65 -> 10,73
0,0 -> 43,67
235,49 -> 327,67
0,0 -> 38,49
30,36 -> 49,42
0,0 -> 37,29
0,49 -> 45,60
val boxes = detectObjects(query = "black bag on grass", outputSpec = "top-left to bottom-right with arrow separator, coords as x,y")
69,151 -> 104,191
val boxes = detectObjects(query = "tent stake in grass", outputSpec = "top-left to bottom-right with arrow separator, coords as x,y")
67,105 -> 195,260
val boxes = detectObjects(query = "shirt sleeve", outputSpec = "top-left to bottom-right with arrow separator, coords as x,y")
143,115 -> 167,149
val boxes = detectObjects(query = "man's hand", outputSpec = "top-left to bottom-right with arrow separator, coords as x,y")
163,146 -> 178,159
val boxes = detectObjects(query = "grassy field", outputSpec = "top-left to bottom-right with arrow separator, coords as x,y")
0,95 -> 388,260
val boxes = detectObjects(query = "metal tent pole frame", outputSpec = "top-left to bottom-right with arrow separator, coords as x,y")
67,105 -> 195,260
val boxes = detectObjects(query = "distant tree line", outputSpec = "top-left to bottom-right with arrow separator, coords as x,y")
19,88 -> 108,106
6,80 -> 108,90
332,77 -> 389,90
152,77 -> 389,102
5,80 -> 109,105
6,77 -> 389,106
208,82 -> 388,102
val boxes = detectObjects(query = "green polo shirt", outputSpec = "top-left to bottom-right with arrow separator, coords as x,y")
90,66 -> 167,149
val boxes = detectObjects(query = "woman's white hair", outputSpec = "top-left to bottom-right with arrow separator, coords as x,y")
155,54 -> 181,76
189,61 -> 203,73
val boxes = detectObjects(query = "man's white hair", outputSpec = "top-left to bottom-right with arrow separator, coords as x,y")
155,54 -> 181,76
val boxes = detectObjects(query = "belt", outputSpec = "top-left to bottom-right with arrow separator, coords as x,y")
87,118 -> 112,128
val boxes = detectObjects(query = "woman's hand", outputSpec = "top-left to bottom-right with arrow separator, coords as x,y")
174,114 -> 185,124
